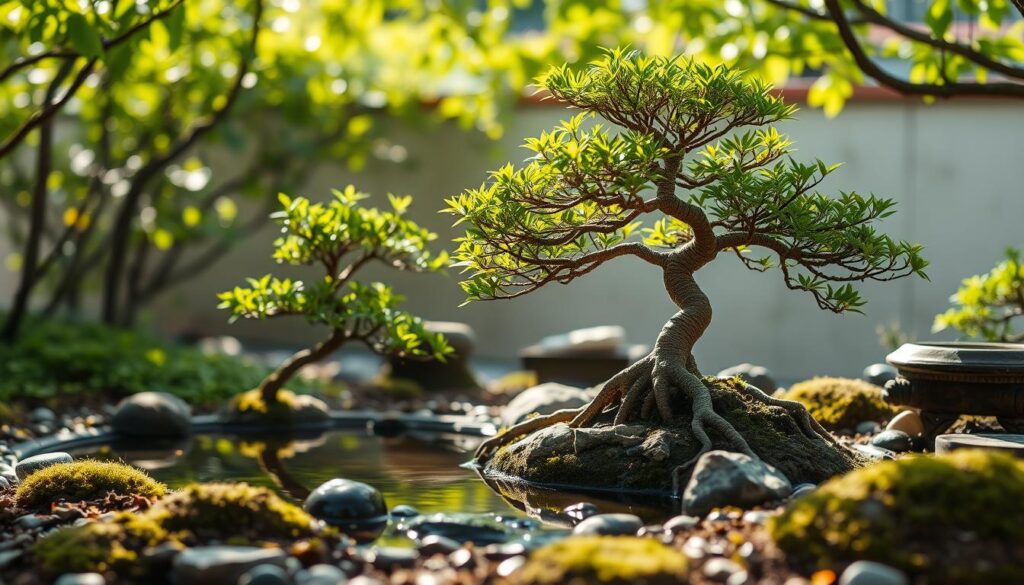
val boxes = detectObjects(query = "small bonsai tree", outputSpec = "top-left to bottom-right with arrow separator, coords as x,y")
448,49 -> 927,464
218,186 -> 451,412
934,248 -> 1024,342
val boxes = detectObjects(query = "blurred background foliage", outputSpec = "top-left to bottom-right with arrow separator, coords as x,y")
0,0 -> 1020,385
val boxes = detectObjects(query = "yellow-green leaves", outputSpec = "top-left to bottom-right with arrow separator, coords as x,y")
217,187 -> 451,360
65,13 -> 104,59
934,249 -> 1024,342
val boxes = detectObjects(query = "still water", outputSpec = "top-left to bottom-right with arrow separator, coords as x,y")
75,428 -> 671,522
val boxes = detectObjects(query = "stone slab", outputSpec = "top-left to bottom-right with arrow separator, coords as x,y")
934,434 -> 1024,457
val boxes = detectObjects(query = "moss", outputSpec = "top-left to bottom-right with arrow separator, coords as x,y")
781,376 -> 897,431
33,511 -> 169,575
490,377 -> 865,492
0,402 -> 22,425
512,536 -> 688,585
153,483 -> 317,541
372,376 -> 424,399
769,450 -> 1024,584
34,482 -> 322,575
224,388 -> 329,425
15,460 -> 166,509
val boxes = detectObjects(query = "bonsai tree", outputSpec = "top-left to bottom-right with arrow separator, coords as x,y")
934,248 -> 1024,342
218,186 -> 451,415
448,49 -> 927,468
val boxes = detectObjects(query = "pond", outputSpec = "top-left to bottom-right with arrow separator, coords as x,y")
72,428 -> 672,526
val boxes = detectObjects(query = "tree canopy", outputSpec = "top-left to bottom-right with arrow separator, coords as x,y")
446,49 -> 928,312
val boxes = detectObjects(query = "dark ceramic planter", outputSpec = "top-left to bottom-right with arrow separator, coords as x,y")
883,341 -> 1024,445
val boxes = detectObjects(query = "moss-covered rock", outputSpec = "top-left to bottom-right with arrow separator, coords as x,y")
33,511 -> 169,575
489,377 -> 865,492
769,450 -> 1024,584
780,376 -> 897,431
15,460 -> 166,509
222,388 -> 330,426
512,536 -> 688,585
154,483 -> 317,542
33,483 -> 323,575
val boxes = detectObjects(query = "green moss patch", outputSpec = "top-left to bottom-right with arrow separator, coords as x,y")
33,511 -> 169,575
33,482 -> 323,575
155,483 -> 316,541
769,450 -> 1024,583
15,461 -> 166,509
781,376 -> 897,431
223,388 -> 329,425
512,536 -> 687,585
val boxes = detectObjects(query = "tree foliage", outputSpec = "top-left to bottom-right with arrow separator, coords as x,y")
447,49 -> 928,313
218,187 -> 450,400
934,248 -> 1024,342
0,0 -> 638,337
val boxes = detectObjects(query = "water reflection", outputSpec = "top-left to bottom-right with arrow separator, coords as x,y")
80,429 -> 676,523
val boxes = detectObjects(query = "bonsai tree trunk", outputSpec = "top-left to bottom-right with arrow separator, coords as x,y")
259,330 -> 348,405
475,252 -> 834,467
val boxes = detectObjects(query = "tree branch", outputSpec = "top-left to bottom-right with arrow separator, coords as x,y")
823,0 -> 1024,98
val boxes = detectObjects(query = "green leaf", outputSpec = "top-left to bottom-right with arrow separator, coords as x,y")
164,4 -> 186,52
66,13 -> 104,58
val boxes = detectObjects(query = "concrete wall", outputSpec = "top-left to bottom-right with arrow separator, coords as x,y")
3,99 -> 1022,380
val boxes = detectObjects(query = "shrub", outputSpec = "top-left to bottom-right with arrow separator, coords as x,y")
15,460 -> 166,509
781,377 -> 897,431
0,315 -> 315,405
770,450 -> 1024,583
512,536 -> 688,585
934,248 -> 1024,342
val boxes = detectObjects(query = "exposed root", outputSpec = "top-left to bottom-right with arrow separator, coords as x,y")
735,381 -> 838,446
474,407 -> 582,460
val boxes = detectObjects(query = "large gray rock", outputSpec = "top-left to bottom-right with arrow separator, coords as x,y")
716,363 -> 777,394
501,383 -> 596,427
15,452 -> 72,480
112,392 -> 192,437
172,546 -> 287,585
682,450 -> 792,517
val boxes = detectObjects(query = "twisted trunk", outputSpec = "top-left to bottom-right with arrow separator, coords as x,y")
259,330 -> 348,404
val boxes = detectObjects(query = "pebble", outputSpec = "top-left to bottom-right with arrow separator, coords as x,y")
572,513 -> 643,536
448,549 -> 477,571
496,556 -> 526,577
416,535 -> 460,556
862,363 -> 898,387
716,363 -> 777,393
405,515 -> 509,545
791,483 -> 816,498
172,546 -> 288,585
237,564 -> 290,585
390,504 -> 420,518
839,560 -> 909,585
15,452 -> 72,480
561,502 -> 598,523
365,547 -> 418,571
663,514 -> 700,534
703,558 -> 743,582
348,578 -> 385,585
0,550 -> 23,569
683,451 -> 791,516
0,476 -> 9,490
871,430 -> 914,452
886,410 -> 924,437
54,574 -> 106,585
303,479 -> 387,537
295,564 -> 346,585
742,510 -> 772,525
29,408 -> 56,424
856,421 -> 881,435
